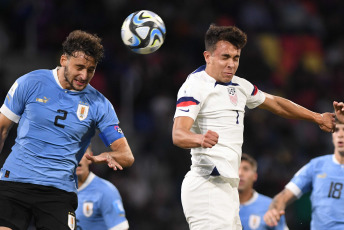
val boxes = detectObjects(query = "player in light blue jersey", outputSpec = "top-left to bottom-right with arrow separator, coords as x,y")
239,153 -> 288,230
76,145 -> 129,230
264,120 -> 344,229
0,30 -> 134,230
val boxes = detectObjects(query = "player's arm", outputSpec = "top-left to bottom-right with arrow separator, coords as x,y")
333,101 -> 344,123
86,137 -> 134,170
0,113 -> 15,153
172,116 -> 218,149
259,93 -> 335,132
264,188 -> 297,227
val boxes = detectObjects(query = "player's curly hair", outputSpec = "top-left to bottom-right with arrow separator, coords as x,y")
205,24 -> 247,53
62,30 -> 104,63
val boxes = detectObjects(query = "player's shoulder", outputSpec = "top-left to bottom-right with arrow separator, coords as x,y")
18,69 -> 53,83
309,154 -> 333,166
256,192 -> 273,204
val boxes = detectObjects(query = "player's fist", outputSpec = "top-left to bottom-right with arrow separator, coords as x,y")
201,130 -> 219,148
263,209 -> 285,227
334,101 -> 344,124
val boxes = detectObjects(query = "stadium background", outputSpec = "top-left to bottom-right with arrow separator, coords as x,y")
0,0 -> 344,229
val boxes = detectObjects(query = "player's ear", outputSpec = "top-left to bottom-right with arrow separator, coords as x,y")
60,54 -> 68,67
203,50 -> 211,64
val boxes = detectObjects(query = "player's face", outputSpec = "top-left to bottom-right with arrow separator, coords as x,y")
238,160 -> 257,193
60,51 -> 97,91
204,40 -> 241,83
332,123 -> 344,157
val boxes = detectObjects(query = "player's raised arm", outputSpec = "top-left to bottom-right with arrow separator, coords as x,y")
0,113 -> 15,153
86,137 -> 134,170
264,188 -> 296,227
172,116 -> 219,149
259,93 -> 335,132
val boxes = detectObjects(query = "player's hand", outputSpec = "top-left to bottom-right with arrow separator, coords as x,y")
85,152 -> 123,171
263,209 -> 285,227
334,101 -> 344,124
318,112 -> 336,132
201,130 -> 219,148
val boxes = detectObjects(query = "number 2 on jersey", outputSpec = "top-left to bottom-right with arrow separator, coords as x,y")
54,109 -> 68,128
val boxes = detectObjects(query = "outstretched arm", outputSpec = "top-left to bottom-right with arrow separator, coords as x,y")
172,116 -> 219,149
86,137 -> 134,170
264,188 -> 297,227
333,101 -> 344,123
259,93 -> 335,132
0,113 -> 15,153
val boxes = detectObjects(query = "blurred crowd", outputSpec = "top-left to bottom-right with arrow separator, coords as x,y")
1,0 -> 344,229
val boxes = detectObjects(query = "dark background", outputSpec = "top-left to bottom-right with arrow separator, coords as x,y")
1,0 -> 344,229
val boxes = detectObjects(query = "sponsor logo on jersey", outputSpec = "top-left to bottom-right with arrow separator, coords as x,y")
83,202 -> 94,217
68,212 -> 76,230
77,103 -> 89,121
179,108 -> 190,112
36,96 -> 49,103
249,214 -> 261,229
317,173 -> 327,178
228,87 -> 238,106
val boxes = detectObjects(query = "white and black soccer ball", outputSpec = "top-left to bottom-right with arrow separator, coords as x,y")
121,10 -> 166,54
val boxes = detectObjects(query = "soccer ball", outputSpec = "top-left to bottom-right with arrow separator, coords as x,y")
121,10 -> 166,54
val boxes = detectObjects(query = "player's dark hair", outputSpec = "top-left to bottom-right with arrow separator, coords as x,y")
241,153 -> 257,171
205,24 -> 247,53
62,30 -> 104,63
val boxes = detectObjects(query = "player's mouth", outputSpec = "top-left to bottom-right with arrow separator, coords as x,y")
337,141 -> 344,147
74,79 -> 86,86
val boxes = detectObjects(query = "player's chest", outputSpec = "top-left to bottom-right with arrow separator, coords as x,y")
25,88 -> 94,130
313,167 -> 344,200
203,86 -> 247,111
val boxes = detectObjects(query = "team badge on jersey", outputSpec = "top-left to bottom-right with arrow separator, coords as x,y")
77,103 -> 89,121
249,215 -> 261,229
228,87 -> 238,106
83,202 -> 94,217
68,212 -> 76,230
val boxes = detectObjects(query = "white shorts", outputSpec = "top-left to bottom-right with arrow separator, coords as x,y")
181,171 -> 242,230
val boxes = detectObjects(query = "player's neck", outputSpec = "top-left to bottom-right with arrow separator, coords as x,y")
77,171 -> 90,188
239,189 -> 254,204
334,152 -> 344,164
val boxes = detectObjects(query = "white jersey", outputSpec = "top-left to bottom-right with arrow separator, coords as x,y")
174,65 -> 265,180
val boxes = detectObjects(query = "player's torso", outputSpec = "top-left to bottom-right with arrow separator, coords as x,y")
310,157 -> 344,228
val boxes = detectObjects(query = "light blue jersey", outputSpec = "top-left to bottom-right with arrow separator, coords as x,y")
0,68 -> 124,193
240,191 -> 288,230
286,154 -> 344,230
76,172 -> 129,230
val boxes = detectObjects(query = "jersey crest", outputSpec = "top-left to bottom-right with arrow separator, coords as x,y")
83,201 -> 94,217
228,87 -> 238,106
77,103 -> 89,121
68,212 -> 76,230
249,215 -> 261,229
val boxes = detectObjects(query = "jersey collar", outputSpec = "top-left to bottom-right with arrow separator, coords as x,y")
77,172 -> 96,192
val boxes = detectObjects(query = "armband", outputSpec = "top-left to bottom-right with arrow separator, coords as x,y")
99,125 -> 124,146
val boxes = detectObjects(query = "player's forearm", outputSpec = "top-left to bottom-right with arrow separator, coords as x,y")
267,95 -> 320,122
109,138 -> 134,167
269,189 -> 296,211
172,128 -> 203,149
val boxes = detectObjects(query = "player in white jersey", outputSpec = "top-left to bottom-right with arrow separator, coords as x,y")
264,120 -> 344,229
239,153 -> 288,230
172,24 -> 335,230
0,30 -> 134,230
76,145 -> 129,230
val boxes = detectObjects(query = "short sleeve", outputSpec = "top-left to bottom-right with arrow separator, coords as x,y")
245,82 -> 266,109
174,80 -> 207,121
286,163 -> 313,198
0,77 -> 31,123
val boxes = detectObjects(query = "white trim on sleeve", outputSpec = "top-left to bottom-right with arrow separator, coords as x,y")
0,104 -> 20,123
109,220 -> 129,230
285,182 -> 303,198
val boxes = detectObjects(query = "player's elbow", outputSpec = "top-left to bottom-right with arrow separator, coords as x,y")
124,154 -> 135,167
